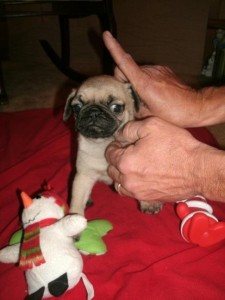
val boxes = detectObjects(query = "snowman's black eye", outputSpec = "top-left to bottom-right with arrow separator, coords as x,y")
34,194 -> 41,199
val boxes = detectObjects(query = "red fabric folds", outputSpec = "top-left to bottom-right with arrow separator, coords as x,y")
0,108 -> 225,300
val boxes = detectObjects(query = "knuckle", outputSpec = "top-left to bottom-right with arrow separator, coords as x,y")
121,176 -> 138,197
117,153 -> 133,174
123,178 -> 134,191
124,52 -> 133,61
144,116 -> 158,128
119,53 -> 134,69
121,121 -> 133,136
107,165 -> 114,177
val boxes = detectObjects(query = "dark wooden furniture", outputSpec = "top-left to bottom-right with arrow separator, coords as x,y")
0,0 -> 117,104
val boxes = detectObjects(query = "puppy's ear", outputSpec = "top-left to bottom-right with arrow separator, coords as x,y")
125,83 -> 140,112
63,89 -> 76,121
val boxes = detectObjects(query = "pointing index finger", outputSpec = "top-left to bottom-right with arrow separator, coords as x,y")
103,31 -> 147,85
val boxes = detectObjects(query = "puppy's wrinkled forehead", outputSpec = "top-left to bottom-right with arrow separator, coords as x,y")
63,75 -> 140,121
77,76 -> 128,102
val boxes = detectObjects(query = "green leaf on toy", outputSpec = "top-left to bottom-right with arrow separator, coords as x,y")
10,229 -> 23,245
9,219 -> 113,255
75,219 -> 113,255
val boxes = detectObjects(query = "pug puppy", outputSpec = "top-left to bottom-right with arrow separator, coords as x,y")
64,75 -> 163,215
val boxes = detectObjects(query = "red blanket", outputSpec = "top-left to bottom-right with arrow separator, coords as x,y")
0,108 -> 225,300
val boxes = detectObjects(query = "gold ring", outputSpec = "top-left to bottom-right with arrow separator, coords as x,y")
117,183 -> 122,195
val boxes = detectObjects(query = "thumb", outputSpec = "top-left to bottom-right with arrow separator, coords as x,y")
116,120 -> 149,144
105,141 -> 126,165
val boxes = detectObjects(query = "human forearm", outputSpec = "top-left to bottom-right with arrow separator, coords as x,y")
167,86 -> 225,128
195,86 -> 225,127
196,144 -> 225,203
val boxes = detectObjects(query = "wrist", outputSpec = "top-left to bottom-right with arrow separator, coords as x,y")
193,143 -> 225,202
195,86 -> 225,127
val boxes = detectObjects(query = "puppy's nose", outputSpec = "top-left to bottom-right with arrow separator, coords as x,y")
90,107 -> 101,119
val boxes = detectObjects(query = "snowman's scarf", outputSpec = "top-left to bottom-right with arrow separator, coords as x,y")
19,218 -> 57,270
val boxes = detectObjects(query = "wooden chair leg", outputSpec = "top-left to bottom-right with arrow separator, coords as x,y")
98,0 -> 117,75
40,38 -> 88,82
40,9 -> 88,81
59,15 -> 70,66
98,14 -> 117,74
40,0 -> 117,81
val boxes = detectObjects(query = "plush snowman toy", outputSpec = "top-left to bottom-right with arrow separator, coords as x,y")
0,187 -> 94,300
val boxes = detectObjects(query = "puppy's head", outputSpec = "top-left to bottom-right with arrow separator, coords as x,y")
63,75 -> 140,138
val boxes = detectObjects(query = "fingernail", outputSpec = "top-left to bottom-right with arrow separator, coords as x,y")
105,31 -> 113,38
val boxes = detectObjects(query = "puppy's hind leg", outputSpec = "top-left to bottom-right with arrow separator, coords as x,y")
70,174 -> 96,215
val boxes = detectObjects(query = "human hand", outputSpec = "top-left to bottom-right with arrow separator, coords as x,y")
106,117 -> 213,203
103,31 -> 202,127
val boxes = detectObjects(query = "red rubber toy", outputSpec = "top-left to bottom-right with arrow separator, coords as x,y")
176,195 -> 225,247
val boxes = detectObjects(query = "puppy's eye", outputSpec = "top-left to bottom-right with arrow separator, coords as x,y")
71,102 -> 83,114
110,104 -> 124,114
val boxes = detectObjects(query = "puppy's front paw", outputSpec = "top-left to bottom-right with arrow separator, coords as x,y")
139,200 -> 163,214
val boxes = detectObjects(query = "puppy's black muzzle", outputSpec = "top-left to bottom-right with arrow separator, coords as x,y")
75,104 -> 120,138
